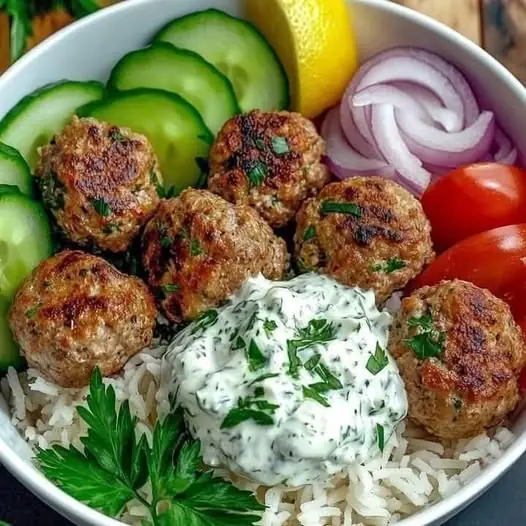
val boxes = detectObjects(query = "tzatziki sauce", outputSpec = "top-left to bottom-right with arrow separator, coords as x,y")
162,273 -> 407,486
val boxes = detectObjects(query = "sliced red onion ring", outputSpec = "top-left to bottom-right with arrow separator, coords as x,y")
396,111 -> 495,167
322,108 -> 394,177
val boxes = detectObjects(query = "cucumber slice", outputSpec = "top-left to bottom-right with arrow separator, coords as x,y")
0,296 -> 23,371
0,142 -> 33,197
77,89 -> 212,194
0,80 -> 105,168
0,193 -> 53,301
154,9 -> 289,112
108,43 -> 240,135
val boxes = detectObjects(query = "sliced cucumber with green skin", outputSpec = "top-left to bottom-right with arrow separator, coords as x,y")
154,9 -> 289,112
108,43 -> 240,135
0,296 -> 24,371
0,192 -> 53,301
77,89 -> 213,194
0,142 -> 33,197
0,80 -> 105,168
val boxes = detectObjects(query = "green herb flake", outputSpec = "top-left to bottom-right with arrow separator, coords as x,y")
221,408 -> 274,429
232,335 -> 246,351
315,363 -> 343,390
253,387 -> 264,398
407,314 -> 434,331
109,130 -> 127,142
320,200 -> 362,217
162,284 -> 180,294
36,368 -> 264,524
303,225 -> 316,242
247,161 -> 268,186
372,257 -> 407,273
304,353 -> 321,371
377,423 -> 385,452
91,197 -> 112,217
246,339 -> 268,372
25,305 -> 39,319
248,372 -> 280,386
39,170 -> 65,211
405,314 -> 446,360
366,342 -> 389,375
271,136 -> 289,155
191,309 -> 219,334
287,341 -> 301,379
263,319 -> 277,337
254,138 -> 266,151
453,397 -> 463,410
190,239 -> 202,256
303,385 -> 330,407
150,170 -> 166,198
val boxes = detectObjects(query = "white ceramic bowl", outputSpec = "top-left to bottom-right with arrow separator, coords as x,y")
1,1 -> 525,525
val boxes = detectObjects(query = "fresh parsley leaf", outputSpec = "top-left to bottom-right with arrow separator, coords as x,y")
91,197 -> 112,217
192,310 -> 219,334
231,335 -> 245,351
295,319 -> 336,347
246,339 -> 267,372
287,340 -> 301,379
263,319 -> 277,337
320,200 -> 361,217
372,257 -> 406,273
246,311 -> 258,331
405,332 -> 445,359
221,408 -> 274,429
376,423 -> 385,452
254,138 -> 266,151
315,363 -> 343,390
247,161 -> 268,186
37,445 -> 135,516
190,239 -> 202,256
248,372 -> 279,386
303,225 -> 316,242
303,385 -> 330,407
407,314 -> 434,331
271,136 -> 289,155
304,353 -> 321,371
366,342 -> 389,375
162,283 -> 180,294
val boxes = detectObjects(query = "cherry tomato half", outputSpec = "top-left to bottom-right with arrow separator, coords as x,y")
422,163 -> 526,252
410,224 -> 526,335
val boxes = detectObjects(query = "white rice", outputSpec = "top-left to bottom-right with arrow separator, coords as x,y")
2,345 -> 515,526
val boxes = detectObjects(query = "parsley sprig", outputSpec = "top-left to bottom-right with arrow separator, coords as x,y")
405,314 -> 446,359
37,369 -> 264,525
366,343 -> 389,375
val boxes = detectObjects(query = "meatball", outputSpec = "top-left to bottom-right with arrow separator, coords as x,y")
9,250 -> 157,388
389,280 -> 526,439
294,177 -> 434,303
208,110 -> 330,228
142,189 -> 288,321
35,116 -> 161,253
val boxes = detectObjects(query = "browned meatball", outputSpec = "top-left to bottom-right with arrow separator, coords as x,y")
35,116 -> 161,253
208,110 -> 330,228
294,177 -> 434,303
142,189 -> 288,321
9,250 -> 157,388
389,280 -> 526,439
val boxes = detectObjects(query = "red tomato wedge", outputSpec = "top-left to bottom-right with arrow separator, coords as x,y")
422,163 -> 526,251
410,224 -> 526,334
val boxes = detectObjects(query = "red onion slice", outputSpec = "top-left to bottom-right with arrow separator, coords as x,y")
339,100 -> 382,159
396,110 -> 495,167
370,104 -> 430,193
322,108 -> 394,177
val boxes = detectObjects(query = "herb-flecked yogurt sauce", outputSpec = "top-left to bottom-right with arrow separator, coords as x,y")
163,273 -> 408,486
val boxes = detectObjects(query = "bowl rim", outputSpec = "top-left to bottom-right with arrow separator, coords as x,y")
1,0 -> 526,525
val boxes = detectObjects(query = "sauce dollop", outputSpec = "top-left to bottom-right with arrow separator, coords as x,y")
163,273 -> 407,486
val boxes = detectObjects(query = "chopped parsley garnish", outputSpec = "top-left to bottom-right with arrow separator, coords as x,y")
271,136 -> 289,155
191,310 -> 219,334
303,225 -> 316,242
150,170 -> 167,198
372,257 -> 407,273
246,339 -> 268,372
248,373 -> 280,386
263,319 -> 277,337
304,353 -> 321,371
232,335 -> 245,351
247,161 -> 268,186
376,423 -> 385,452
405,314 -> 445,359
315,363 -> 343,390
246,311 -> 258,331
287,341 -> 301,379
161,284 -> 180,294
254,138 -> 266,151
25,305 -> 39,319
109,130 -> 127,142
39,170 -> 65,211
91,197 -> 112,217
221,393 -> 279,429
295,319 -> 337,347
303,385 -> 330,407
366,342 -> 389,375
190,239 -> 202,256
320,200 -> 362,217
37,368 -> 264,524
158,223 -> 172,248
